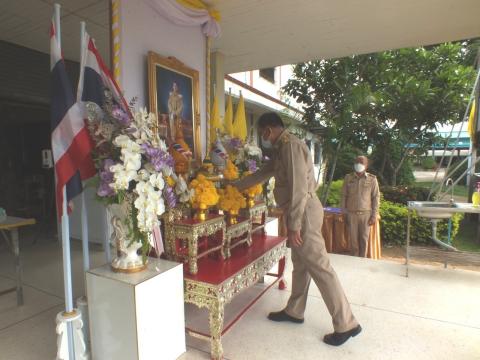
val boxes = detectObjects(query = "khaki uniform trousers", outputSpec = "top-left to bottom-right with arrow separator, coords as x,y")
284,196 -> 358,333
345,212 -> 371,257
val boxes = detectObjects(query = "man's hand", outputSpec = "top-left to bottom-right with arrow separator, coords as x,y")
288,229 -> 303,247
368,216 -> 376,226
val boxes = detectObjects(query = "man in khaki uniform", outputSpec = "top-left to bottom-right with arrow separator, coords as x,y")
341,156 -> 380,257
235,112 -> 361,346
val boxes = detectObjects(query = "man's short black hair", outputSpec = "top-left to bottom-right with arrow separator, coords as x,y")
257,112 -> 284,129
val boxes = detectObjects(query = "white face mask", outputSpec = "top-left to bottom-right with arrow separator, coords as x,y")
261,129 -> 273,149
261,137 -> 272,149
354,163 -> 366,173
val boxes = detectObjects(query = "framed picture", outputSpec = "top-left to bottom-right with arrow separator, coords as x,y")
148,51 -> 201,162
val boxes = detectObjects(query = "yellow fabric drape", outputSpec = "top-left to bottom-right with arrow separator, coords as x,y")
210,94 -> 222,145
232,93 -> 247,141
224,94 -> 234,137
468,99 -> 476,139
176,0 -> 221,21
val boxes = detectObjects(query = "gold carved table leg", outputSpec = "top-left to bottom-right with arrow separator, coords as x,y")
188,235 -> 199,275
246,227 -> 252,246
209,299 -> 225,360
224,234 -> 231,259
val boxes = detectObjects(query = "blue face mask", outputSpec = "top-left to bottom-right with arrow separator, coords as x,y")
261,129 -> 273,149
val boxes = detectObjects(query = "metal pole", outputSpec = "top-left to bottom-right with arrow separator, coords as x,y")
79,21 -> 90,273
55,4 -> 75,358
406,209 -> 411,278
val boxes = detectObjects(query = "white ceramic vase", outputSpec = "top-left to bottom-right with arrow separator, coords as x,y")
108,201 -> 146,273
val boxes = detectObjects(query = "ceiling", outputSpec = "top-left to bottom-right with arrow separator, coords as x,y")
0,0 -> 109,63
0,0 -> 479,73
212,0 -> 480,73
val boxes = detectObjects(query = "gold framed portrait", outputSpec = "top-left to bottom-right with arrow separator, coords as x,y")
148,51 -> 201,162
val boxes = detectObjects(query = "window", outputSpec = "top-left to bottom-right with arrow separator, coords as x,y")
259,68 -> 275,83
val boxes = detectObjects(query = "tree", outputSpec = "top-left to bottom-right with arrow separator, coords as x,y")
283,41 -> 477,187
284,56 -> 378,201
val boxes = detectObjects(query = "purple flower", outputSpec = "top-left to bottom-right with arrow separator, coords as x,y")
164,186 -> 177,208
111,104 -> 131,126
247,159 -> 258,172
141,144 -> 174,171
229,137 -> 242,150
97,159 -> 115,197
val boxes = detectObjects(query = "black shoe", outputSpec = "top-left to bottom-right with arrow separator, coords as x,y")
267,310 -> 304,324
323,325 -> 362,346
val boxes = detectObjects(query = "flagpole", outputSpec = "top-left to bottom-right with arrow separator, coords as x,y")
55,4 -> 75,360
79,21 -> 90,274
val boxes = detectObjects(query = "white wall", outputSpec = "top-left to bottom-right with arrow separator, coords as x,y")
120,0 -> 207,157
71,0 -> 208,244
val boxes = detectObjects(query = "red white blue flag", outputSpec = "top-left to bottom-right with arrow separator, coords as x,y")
78,31 -> 130,114
50,19 -> 94,217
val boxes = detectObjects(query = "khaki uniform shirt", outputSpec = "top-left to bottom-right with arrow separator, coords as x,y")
340,172 -> 380,218
235,130 -> 317,231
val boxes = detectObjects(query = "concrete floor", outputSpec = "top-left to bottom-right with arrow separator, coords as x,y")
0,227 -> 479,360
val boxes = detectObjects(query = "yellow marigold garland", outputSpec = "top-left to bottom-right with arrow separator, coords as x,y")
189,174 -> 219,208
218,185 -> 246,212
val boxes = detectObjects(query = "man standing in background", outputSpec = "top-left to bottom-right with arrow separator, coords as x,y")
341,156 -> 380,257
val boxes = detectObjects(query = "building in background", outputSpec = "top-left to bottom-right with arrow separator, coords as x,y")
225,66 -> 325,183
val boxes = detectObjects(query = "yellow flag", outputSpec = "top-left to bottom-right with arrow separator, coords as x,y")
224,94 -> 234,137
232,93 -> 247,141
468,99 -> 476,139
209,94 -> 222,145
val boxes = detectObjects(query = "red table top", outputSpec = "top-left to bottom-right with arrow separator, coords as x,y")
184,233 -> 286,285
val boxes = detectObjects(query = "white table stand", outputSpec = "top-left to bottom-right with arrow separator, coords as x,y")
86,258 -> 185,360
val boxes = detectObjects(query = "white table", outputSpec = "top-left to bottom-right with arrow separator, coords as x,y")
0,216 -> 36,306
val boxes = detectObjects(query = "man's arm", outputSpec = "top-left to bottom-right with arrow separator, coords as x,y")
285,142 -> 308,232
233,160 -> 274,191
370,177 -> 380,221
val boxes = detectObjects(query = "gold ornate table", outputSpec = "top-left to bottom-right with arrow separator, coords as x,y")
241,200 -> 267,234
184,233 -> 287,359
0,216 -> 36,306
223,217 -> 252,258
165,214 -> 226,275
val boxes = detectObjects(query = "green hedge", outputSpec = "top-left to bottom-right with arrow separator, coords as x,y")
379,200 -> 463,246
317,180 -> 343,207
318,180 -> 462,246
421,157 -> 437,170
381,185 -> 434,205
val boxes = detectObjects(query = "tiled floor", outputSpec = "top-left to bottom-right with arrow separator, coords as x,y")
1,226 -> 479,360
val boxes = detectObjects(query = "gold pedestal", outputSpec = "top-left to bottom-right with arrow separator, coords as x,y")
195,204 -> 208,221
227,210 -> 239,225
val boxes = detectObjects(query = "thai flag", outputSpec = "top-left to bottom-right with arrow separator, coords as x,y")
50,19 -> 94,217
78,31 -> 130,114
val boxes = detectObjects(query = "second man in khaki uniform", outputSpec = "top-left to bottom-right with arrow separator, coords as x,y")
235,112 -> 361,347
341,156 -> 380,257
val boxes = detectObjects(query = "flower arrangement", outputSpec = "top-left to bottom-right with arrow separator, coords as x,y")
86,94 -> 176,262
218,185 -> 246,213
223,159 -> 239,180
189,174 -> 219,209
